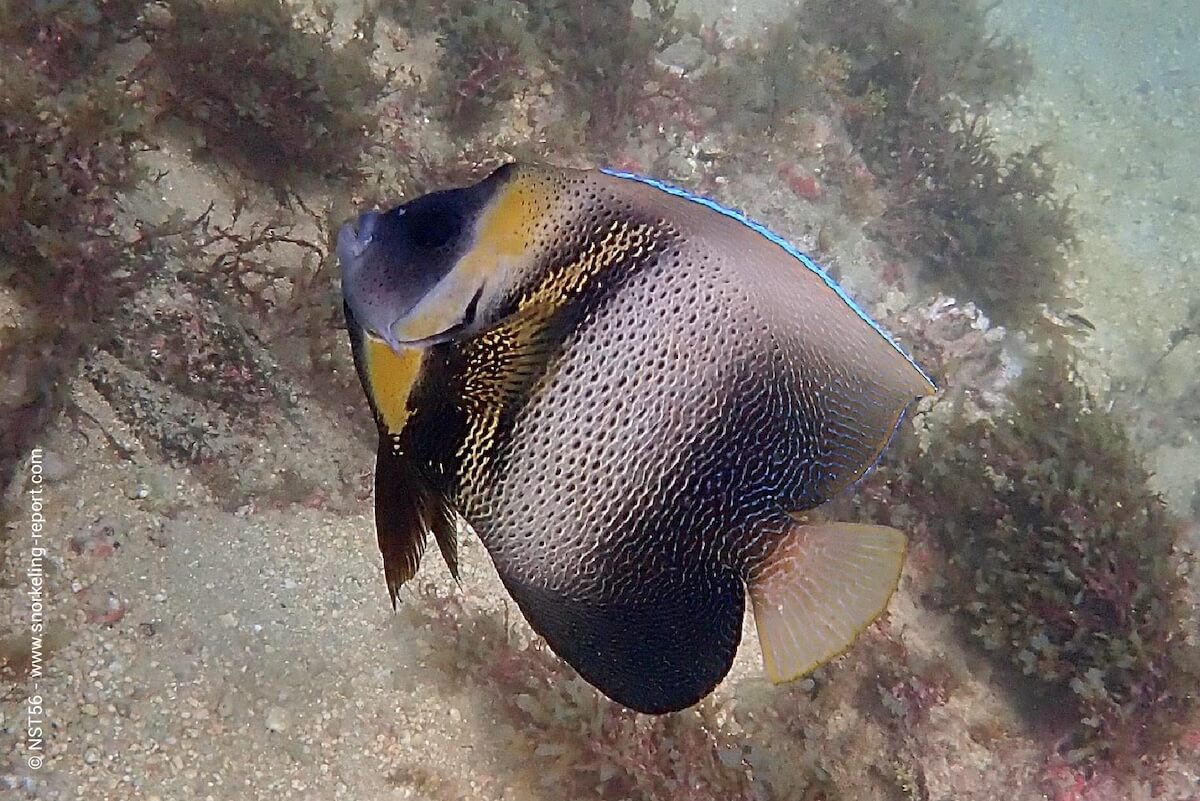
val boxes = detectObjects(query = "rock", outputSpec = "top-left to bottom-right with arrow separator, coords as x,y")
265,706 -> 288,733
38,449 -> 75,482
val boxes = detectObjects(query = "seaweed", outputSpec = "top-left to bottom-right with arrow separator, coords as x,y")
870,111 -> 1074,331
870,348 -> 1199,766
804,0 -> 1074,331
383,0 -> 689,145
0,0 -> 155,488
1,0 -> 147,86
805,0 -> 1031,107
689,17 -> 831,139
525,0 -> 687,142
428,0 -> 532,135
0,0 -> 381,490
174,199 -> 361,404
141,0 -> 384,191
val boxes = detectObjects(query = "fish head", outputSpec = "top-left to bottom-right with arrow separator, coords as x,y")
338,165 -> 533,352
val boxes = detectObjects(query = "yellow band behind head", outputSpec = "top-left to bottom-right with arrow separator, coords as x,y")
392,172 -> 554,343
364,338 -> 424,435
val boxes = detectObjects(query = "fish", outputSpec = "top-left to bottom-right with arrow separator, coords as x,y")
338,163 -> 936,714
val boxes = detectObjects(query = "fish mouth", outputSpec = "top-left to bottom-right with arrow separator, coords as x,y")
360,310 -> 476,353
338,209 -> 483,352
337,211 -> 382,267
338,211 -> 408,352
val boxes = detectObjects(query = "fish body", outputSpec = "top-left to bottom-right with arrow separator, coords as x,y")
339,163 -> 934,713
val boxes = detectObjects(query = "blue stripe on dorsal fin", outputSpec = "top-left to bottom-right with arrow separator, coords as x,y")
600,167 -> 935,387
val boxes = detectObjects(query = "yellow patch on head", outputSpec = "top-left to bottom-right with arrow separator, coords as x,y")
473,174 -> 546,260
393,172 -> 556,344
364,338 -> 424,435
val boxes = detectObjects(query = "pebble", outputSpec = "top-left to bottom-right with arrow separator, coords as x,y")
265,706 -> 289,733
38,449 -> 76,482
216,691 -> 237,720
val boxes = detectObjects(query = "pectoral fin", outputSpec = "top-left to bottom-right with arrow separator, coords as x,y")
460,301 -> 563,412
454,301 -> 572,486
748,521 -> 906,683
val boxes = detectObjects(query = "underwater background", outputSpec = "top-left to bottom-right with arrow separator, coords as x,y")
0,0 -> 1197,798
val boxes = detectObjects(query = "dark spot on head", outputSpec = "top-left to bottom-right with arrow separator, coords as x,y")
402,194 -> 464,251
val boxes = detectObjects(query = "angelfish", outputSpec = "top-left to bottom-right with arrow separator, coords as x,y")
338,163 -> 935,714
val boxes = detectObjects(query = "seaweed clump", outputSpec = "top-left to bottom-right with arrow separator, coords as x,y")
690,17 -> 836,140
384,0 -> 688,144
0,0 -> 156,487
422,1 -> 533,135
524,0 -> 687,141
402,585 -> 759,800
0,0 -> 153,323
0,0 -> 381,490
142,0 -> 384,189
2,0 -> 147,84
806,0 -> 1074,330
897,350 -> 1199,764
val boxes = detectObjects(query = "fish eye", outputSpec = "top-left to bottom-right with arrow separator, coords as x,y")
404,198 -> 462,251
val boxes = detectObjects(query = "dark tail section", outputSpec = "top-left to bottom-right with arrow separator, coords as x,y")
498,568 -> 745,714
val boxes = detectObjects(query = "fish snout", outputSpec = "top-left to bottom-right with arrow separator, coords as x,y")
338,210 -> 405,353
337,211 -> 382,271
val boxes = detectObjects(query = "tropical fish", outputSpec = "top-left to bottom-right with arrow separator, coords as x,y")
338,163 -> 935,714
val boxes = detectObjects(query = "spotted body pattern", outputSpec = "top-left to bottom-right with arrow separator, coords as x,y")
340,164 -> 934,713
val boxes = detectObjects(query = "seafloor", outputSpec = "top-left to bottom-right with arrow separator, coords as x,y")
1,1 -> 1198,800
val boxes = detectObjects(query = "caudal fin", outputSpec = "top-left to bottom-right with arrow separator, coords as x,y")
748,521 -> 906,683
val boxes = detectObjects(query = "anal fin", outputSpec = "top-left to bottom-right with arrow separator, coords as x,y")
748,521 -> 906,683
